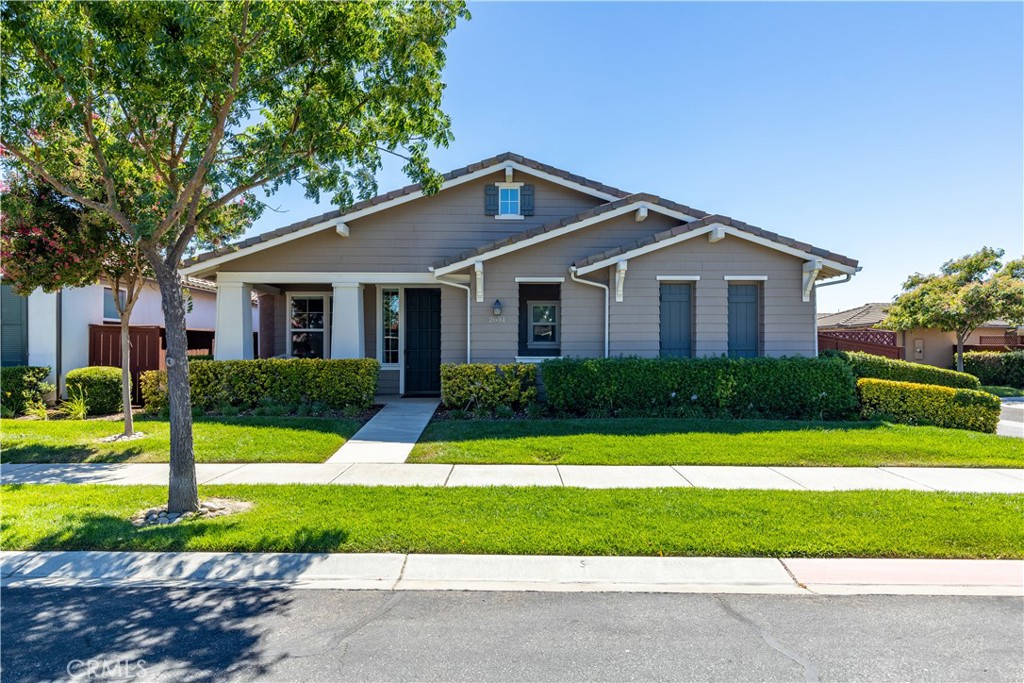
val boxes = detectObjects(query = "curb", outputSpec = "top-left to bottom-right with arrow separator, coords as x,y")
2,551 -> 1021,596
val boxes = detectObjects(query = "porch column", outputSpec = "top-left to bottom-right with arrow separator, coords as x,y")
214,281 -> 254,360
331,282 -> 365,359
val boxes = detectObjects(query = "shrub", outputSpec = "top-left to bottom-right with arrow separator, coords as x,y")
0,366 -> 53,416
140,358 -> 379,413
65,366 -> 124,415
857,378 -> 1001,433
542,356 -> 858,421
823,350 -> 981,390
60,385 -> 89,420
964,350 -> 1024,389
440,363 -> 538,412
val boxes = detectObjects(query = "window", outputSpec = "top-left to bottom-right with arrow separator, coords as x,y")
381,288 -> 400,365
103,287 -> 126,321
289,295 -> 327,358
528,301 -> 559,348
499,186 -> 520,216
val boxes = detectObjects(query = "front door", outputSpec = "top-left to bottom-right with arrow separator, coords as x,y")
404,288 -> 441,395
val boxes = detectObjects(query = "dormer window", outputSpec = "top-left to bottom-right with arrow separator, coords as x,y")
485,182 -> 535,219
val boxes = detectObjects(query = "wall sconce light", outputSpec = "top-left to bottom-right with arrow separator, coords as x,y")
492,299 -> 503,316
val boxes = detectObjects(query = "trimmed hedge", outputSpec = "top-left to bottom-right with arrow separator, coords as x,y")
66,366 -> 124,415
440,363 -> 538,411
141,358 -> 380,413
541,356 -> 859,420
0,366 -> 54,416
857,378 -> 1001,433
823,350 -> 981,390
964,350 -> 1024,389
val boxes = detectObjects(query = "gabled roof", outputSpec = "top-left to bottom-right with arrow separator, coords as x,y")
433,193 -> 709,272
182,152 -> 630,275
570,212 -> 859,276
817,302 -> 1013,329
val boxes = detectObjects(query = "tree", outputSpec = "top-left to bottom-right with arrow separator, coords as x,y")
883,247 -> 1024,372
1,171 -> 147,436
1,1 -> 467,512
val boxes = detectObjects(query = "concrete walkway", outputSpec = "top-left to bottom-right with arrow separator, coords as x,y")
2,551 -> 1019,596
998,399 -> 1023,438
326,398 -> 439,464
2,462 -> 1022,493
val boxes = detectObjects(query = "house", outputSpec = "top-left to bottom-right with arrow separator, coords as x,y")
0,276 -> 258,398
817,302 -> 1022,367
181,152 -> 859,396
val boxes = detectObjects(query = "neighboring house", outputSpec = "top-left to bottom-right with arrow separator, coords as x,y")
817,302 -> 1022,367
181,152 -> 859,396
0,276 -> 257,397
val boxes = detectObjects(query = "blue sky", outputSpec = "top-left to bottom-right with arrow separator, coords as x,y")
249,2 -> 1023,313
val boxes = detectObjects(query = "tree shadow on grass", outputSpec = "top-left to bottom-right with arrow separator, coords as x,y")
422,417 -> 891,443
0,443 -> 147,465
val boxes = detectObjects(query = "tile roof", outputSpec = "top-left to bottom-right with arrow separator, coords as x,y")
184,152 -> 631,267
570,210 -> 860,270
817,302 -> 1015,329
434,193 -> 710,269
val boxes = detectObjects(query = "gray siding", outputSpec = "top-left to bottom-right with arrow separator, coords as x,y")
378,369 -> 400,395
220,173 -> 605,274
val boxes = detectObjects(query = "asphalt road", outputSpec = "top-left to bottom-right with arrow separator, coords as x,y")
1,587 -> 1021,682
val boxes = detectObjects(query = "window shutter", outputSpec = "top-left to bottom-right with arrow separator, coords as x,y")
484,185 -> 498,215
520,185 -> 535,216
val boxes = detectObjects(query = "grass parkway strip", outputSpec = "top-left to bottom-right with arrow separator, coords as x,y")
408,418 -> 1024,467
2,484 -> 1021,559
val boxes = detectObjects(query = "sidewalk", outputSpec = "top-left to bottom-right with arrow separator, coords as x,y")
2,462 -> 1022,492
2,551 -> 1019,596
326,398 -> 439,464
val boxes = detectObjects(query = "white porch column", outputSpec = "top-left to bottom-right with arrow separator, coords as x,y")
331,282 -> 365,359
214,282 -> 254,360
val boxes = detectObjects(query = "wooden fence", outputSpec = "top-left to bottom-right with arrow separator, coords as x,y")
817,332 -> 902,359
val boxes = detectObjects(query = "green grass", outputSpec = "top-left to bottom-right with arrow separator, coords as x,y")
0,417 -> 361,464
983,385 -> 1024,398
408,418 -> 1024,467
2,484 -> 1021,558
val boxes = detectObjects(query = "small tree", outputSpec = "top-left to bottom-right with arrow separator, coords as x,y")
883,247 -> 1024,372
1,172 -> 146,435
2,1 -> 466,512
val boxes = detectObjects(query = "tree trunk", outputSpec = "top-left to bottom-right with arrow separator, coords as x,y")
120,315 -> 134,437
956,333 -> 966,373
150,259 -> 199,513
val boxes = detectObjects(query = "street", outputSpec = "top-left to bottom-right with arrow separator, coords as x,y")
1,587 -> 1021,682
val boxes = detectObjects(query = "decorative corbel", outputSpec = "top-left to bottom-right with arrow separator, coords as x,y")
802,259 -> 823,303
474,262 -> 484,303
635,206 -> 649,222
335,221 -> 350,237
709,226 -> 726,243
615,261 -> 628,303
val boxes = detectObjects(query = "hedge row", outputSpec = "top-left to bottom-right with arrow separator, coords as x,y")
141,358 -> 380,413
66,366 -> 124,415
857,378 -> 1001,433
823,350 -> 981,390
440,363 -> 537,411
540,356 -> 858,420
0,366 -> 54,416
963,350 -> 1024,389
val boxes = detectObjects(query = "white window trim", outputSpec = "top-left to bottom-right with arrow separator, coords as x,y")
724,275 -> 768,281
103,286 -> 127,322
495,181 -> 524,220
656,275 -> 701,282
285,292 -> 332,359
527,300 -> 560,349
376,285 -> 404,370
515,355 -> 562,363
514,276 -> 565,283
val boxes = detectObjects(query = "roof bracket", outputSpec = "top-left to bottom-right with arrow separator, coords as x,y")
802,259 -> 823,303
335,221 -> 350,237
709,226 -> 726,243
505,166 -> 514,183
474,262 -> 484,303
635,206 -> 648,223
615,260 -> 628,303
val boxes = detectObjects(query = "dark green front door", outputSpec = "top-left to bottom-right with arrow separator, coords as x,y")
728,284 -> 760,358
404,288 -> 441,395
659,283 -> 693,358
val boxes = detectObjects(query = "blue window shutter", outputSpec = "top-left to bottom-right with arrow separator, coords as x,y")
484,185 -> 498,215
520,185 -> 535,216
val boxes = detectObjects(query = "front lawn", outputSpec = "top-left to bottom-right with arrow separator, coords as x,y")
2,484 -> 1021,559
408,418 -> 1024,467
0,417 -> 361,464
984,385 -> 1024,398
